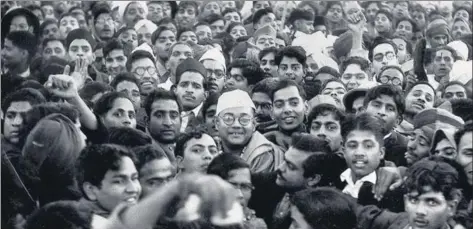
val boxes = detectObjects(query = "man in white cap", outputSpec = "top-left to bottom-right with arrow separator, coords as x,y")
135,19 -> 158,46
200,47 -> 227,94
216,89 -> 284,173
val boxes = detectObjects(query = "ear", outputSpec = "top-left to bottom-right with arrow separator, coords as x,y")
83,182 -> 99,201
204,90 -> 209,99
171,85 -> 177,92
396,114 -> 403,125
176,155 -> 184,169
91,52 -> 96,63
306,174 -> 321,188
379,146 -> 385,159
405,53 -> 411,61
447,198 -> 459,218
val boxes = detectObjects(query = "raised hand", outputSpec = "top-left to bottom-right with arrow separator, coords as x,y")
346,11 -> 367,33
45,65 -> 79,99
70,58 -> 88,90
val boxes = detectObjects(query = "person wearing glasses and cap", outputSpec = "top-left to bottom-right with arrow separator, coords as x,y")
216,89 -> 284,173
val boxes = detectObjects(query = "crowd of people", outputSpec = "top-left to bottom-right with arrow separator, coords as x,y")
1,1 -> 472,229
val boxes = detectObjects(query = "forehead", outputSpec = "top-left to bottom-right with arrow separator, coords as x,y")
221,106 -> 254,115
132,58 -> 154,68
110,98 -> 134,110
435,138 -> 454,148
116,80 -> 139,90
105,156 -> 137,177
158,30 -> 175,37
381,68 -> 403,76
285,147 -> 311,165
140,158 -> 172,175
280,56 -> 302,65
445,84 -> 465,91
346,130 -> 379,142
185,134 -> 216,148
7,101 -> 32,112
344,63 -> 364,72
196,25 -> 211,31
227,168 -> 251,181
313,112 -> 339,123
61,16 -> 77,22
459,132 -> 472,149
373,43 -> 395,54
392,38 -> 406,46
179,72 -> 204,83
371,94 -> 396,105
252,92 -> 271,101
398,20 -> 412,26
261,52 -> 275,59
180,31 -> 196,36
107,49 -> 125,57
211,20 -> 225,25
46,40 -> 65,47
274,86 -> 302,100
12,15 -> 27,22
172,44 -> 192,53
435,50 -> 453,57
231,25 -> 245,31
324,81 -> 345,89
151,99 -> 179,112
407,189 -> 447,201
69,39 -> 92,48
128,2 -> 143,9
410,84 -> 434,94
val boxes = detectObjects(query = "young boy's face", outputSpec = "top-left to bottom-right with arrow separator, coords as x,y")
344,130 -> 384,180
404,188 -> 456,229
365,94 -> 399,135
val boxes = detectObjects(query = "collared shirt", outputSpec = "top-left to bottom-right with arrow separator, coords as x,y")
180,102 -> 203,132
340,169 -> 377,198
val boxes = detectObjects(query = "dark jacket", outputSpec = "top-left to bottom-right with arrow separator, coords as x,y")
384,131 -> 409,167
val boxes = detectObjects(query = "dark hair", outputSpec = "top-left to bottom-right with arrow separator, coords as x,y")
126,50 -> 156,71
39,19 -> 58,36
454,122 -> 473,146
297,1 -> 320,16
340,56 -> 370,73
392,35 -> 413,55
315,66 -> 341,79
76,144 -> 136,190
156,17 -> 177,28
341,112 -> 385,146
134,144 -> 168,171
103,39 -> 124,59
151,26 -> 175,45
178,1 -> 199,14
374,8 -> 393,22
144,88 -> 181,117
446,98 -> 473,122
302,154 -> 346,188
321,78 -> 346,92
226,21 -> 244,34
307,103 -> 346,131
271,79 -> 307,101
2,88 -> 46,114
110,72 -> 140,91
405,156 -> 461,201
202,92 -> 220,122
363,84 -> 405,116
324,1 -> 343,15
41,37 -> 66,51
24,200 -> 93,229
258,46 -> 278,61
251,77 -> 279,96
204,13 -> 224,25
207,153 -> 250,180
290,188 -> 356,229
107,127 -> 152,148
177,26 -> 195,40
395,17 -> 418,33
376,65 -> 406,89
432,46 -> 462,62
93,91 -> 133,117
288,8 -> 315,25
78,81 -> 113,103
175,129 -> 212,158
222,7 -> 242,19
194,21 -> 211,30
252,8 -> 274,25
275,46 -> 307,67
291,133 -> 331,154
369,36 -> 398,62
228,59 -> 264,85
406,81 -> 436,103
5,31 -> 38,61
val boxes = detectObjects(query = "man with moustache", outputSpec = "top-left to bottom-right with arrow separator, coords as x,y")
251,78 -> 279,134
200,47 -> 227,94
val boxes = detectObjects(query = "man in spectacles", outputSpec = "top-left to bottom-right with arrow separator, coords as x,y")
377,65 -> 405,90
369,36 -> 399,78
93,7 -> 116,42
200,48 -> 227,94
126,49 -> 159,95
216,89 -> 284,173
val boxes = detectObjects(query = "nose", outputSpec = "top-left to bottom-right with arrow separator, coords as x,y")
202,150 -> 213,160
125,181 -> 140,193
12,115 -> 23,126
407,139 -> 416,151
377,106 -> 387,117
162,115 -> 172,125
317,130 -> 326,139
415,203 -> 427,216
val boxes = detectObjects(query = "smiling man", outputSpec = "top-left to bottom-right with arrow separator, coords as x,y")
275,46 -> 306,85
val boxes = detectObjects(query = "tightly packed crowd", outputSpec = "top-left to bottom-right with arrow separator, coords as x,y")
1,1 -> 472,229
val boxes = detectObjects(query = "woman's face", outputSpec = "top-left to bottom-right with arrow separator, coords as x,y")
326,4 -> 343,23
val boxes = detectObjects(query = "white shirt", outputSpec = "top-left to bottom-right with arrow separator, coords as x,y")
158,78 -> 173,91
18,68 -> 30,78
180,102 -> 203,132
340,169 -> 377,199
427,74 -> 440,89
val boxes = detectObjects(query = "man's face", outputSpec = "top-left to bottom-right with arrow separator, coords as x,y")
315,73 -> 336,86
148,99 -> 181,144
73,13 -> 88,31
255,13 -> 276,31
443,84 -> 467,100
294,19 -> 314,34
366,95 -> 399,134
167,44 -> 193,76
229,25 -> 247,40
405,84 -> 435,115
276,147 -> 311,189
124,2 -> 145,27
344,130 -> 384,179
452,21 -> 471,40
342,64 -> 370,91
413,11 -> 426,30
352,97 -> 365,114
374,13 -> 391,33
159,2 -> 172,18
147,3 -> 164,23
202,1 -> 221,18
272,86 -> 306,131
224,12 -> 241,24
179,31 -> 198,44
253,1 -> 270,13
210,19 -> 225,37
42,23 -> 60,40
406,129 -> 431,166
202,59 -> 226,93
394,2 -> 409,19
429,34 -> 448,48
321,81 -> 346,109
395,20 -> 413,41
225,67 -> 249,91
41,5 -> 55,19
204,104 -> 219,137
278,56 -> 305,84
179,134 -> 218,173
175,5 -> 197,28
309,112 -> 342,152
101,98 -> 137,129
175,72 -> 206,111
252,92 -> 272,123
434,138 -> 457,160
326,4 -> 343,23
154,30 -> 176,59
116,81 -> 141,110
378,68 -> 404,90
366,3 -> 379,22
1,39 -> 25,69
130,58 -> 159,94
195,25 -> 212,41
217,106 -> 255,147
305,56 -> 319,74
59,16 -> 79,39
405,189 -> 455,229
392,38 -> 409,64
221,1 -> 236,11
456,131 -> 473,185
68,39 -> 95,64
227,168 -> 252,207
137,26 -> 153,46
275,38 -> 286,49
260,52 -> 278,77
95,13 -> 115,40
43,40 -> 66,61
118,29 -> 138,51
256,34 -> 276,50
433,50 -> 454,77
454,9 -> 470,22
372,43 -> 398,75
89,156 -> 141,212
3,101 -> 32,144
139,158 -> 174,198
10,15 -> 31,34
105,49 -> 127,78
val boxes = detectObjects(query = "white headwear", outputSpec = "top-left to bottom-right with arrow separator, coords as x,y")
449,60 -> 472,84
447,41 -> 468,61
199,47 -> 226,72
117,1 -> 148,22
307,52 -> 339,73
216,89 -> 255,115
134,19 -> 158,33
292,31 -> 332,56
132,43 -> 157,61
